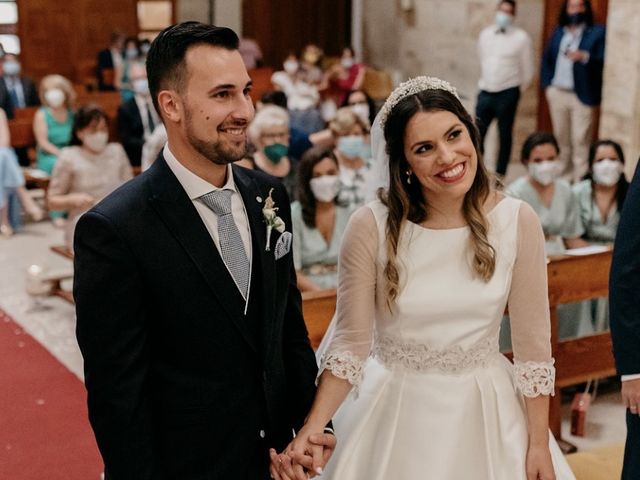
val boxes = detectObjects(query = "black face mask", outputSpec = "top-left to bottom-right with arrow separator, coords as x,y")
567,12 -> 586,25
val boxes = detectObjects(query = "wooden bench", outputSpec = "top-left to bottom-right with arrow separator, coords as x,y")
301,250 -> 616,452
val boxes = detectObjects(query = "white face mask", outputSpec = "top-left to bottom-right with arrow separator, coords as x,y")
350,103 -> 370,125
592,158 -> 623,186
3,60 -> 20,76
528,160 -> 561,186
44,88 -> 66,108
309,174 -> 340,203
341,57 -> 354,69
83,131 -> 109,153
495,11 -> 514,29
283,60 -> 298,75
132,78 -> 149,95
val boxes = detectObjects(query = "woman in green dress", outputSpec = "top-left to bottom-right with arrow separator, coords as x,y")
292,146 -> 354,291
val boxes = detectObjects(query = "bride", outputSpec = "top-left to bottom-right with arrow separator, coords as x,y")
271,77 -> 575,480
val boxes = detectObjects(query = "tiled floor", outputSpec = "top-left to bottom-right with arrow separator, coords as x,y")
0,217 -> 628,454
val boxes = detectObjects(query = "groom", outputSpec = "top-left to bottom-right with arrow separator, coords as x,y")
74,22 -> 333,479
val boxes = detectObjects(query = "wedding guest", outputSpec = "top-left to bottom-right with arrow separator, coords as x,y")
330,107 -> 374,207
342,89 -> 376,127
0,108 -> 43,236
33,74 -> 75,176
239,37 -> 263,70
247,105 -> 296,197
610,160 -> 640,480
475,0 -> 533,177
271,76 -> 574,480
292,146 -> 353,292
573,139 -> 628,244
541,0 -> 606,182
324,47 -> 366,109
115,36 -> 141,102
271,53 -> 324,135
97,31 -> 125,91
0,53 -> 39,119
140,124 -> 167,172
47,104 -> 132,251
506,132 -> 586,255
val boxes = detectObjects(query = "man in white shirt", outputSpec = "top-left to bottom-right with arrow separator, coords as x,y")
475,0 -> 533,177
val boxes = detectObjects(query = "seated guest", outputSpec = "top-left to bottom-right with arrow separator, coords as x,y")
114,37 -> 141,102
330,106 -> 374,207
573,139 -> 629,245
247,105 -> 296,197
117,62 -> 159,167
292,146 -> 353,291
33,74 -> 75,182
0,53 -> 39,119
47,104 -> 132,251
271,53 -> 324,135
342,88 -> 377,126
0,108 -> 43,236
506,131 -> 587,255
141,124 -> 167,172
324,46 -> 367,108
97,31 -> 124,91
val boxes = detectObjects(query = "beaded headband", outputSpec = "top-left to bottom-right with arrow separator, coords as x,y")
378,76 -> 460,128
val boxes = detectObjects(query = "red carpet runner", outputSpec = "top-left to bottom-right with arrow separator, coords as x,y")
0,309 -> 103,480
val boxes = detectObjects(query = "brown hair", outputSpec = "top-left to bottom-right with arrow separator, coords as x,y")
381,89 -> 495,308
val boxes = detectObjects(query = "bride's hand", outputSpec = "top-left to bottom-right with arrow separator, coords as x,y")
526,443 -> 556,480
270,425 -> 334,480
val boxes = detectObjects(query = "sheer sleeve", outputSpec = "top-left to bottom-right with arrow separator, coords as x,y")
318,206 -> 377,391
508,202 -> 556,397
48,150 -> 74,197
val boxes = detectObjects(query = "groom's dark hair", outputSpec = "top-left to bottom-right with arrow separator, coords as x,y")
146,21 -> 239,115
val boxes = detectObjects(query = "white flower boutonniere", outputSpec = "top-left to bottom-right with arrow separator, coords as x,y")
262,188 -> 286,251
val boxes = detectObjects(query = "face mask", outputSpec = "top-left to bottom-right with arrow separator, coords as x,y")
140,44 -> 150,55
263,143 -> 288,164
125,48 -> 138,59
283,60 -> 298,75
528,160 -> 562,186
44,88 -> 66,108
3,60 -> 20,76
310,175 -> 340,203
83,131 -> 109,153
567,12 -> 586,25
337,135 -> 371,159
350,103 -> 370,125
341,57 -> 354,69
495,11 -> 514,29
592,159 -> 622,186
132,78 -> 149,95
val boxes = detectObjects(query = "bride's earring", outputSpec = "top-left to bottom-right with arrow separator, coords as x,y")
405,170 -> 412,184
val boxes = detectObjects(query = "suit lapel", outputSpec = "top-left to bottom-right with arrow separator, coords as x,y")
146,157 -> 258,353
233,166 -> 277,358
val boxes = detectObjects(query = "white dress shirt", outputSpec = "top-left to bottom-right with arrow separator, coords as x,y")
163,145 -> 253,307
271,71 -> 319,110
477,25 -> 533,93
551,25 -> 585,90
622,374 -> 640,382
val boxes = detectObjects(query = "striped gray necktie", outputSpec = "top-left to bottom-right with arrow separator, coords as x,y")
200,189 -> 250,300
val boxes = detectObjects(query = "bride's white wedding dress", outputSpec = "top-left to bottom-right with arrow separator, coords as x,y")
316,197 -> 575,479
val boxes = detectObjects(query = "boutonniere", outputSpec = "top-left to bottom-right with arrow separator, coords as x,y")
262,188 -> 286,251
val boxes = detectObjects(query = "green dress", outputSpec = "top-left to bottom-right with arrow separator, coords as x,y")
291,201 -> 354,289
573,179 -> 620,331
36,107 -> 74,175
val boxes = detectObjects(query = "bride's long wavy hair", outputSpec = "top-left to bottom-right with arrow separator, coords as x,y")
380,89 -> 495,309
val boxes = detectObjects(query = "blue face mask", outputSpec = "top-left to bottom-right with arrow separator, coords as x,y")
337,135 -> 371,159
495,11 -> 513,30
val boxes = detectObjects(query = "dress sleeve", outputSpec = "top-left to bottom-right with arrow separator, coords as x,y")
318,206 -> 377,391
508,202 -> 556,397
47,149 -> 74,197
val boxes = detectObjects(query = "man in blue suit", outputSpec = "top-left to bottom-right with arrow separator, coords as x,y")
541,0 -> 605,182
610,161 -> 640,480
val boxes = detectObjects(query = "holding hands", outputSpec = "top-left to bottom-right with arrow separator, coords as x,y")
270,426 -> 336,480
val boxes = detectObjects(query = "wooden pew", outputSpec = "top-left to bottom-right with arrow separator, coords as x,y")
8,119 -> 35,149
301,250 -> 616,453
13,106 -> 39,122
302,289 -> 336,350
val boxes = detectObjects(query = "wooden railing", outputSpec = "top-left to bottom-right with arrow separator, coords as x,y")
301,250 -> 616,451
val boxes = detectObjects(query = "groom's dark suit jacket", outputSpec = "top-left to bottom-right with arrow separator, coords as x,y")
74,157 -> 319,480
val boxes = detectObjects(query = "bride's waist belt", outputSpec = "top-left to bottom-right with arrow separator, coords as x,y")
373,333 -> 500,374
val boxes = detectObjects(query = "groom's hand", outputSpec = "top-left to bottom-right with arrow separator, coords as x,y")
288,432 -> 336,478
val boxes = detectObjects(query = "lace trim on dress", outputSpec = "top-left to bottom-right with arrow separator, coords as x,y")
373,333 -> 499,374
318,351 -> 365,391
512,360 -> 556,397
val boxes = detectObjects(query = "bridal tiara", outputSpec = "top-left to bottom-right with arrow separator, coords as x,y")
378,76 -> 460,128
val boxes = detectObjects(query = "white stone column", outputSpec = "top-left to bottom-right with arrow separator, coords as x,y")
599,0 -> 640,178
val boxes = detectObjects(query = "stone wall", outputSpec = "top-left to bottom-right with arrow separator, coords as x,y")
599,0 -> 640,178
177,0 -> 242,34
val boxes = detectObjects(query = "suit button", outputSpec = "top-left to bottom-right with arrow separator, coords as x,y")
259,429 -> 266,439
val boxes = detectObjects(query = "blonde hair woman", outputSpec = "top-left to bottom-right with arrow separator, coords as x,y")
270,77 -> 575,480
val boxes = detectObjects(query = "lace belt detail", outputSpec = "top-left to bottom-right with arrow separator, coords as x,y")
373,333 -> 499,374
